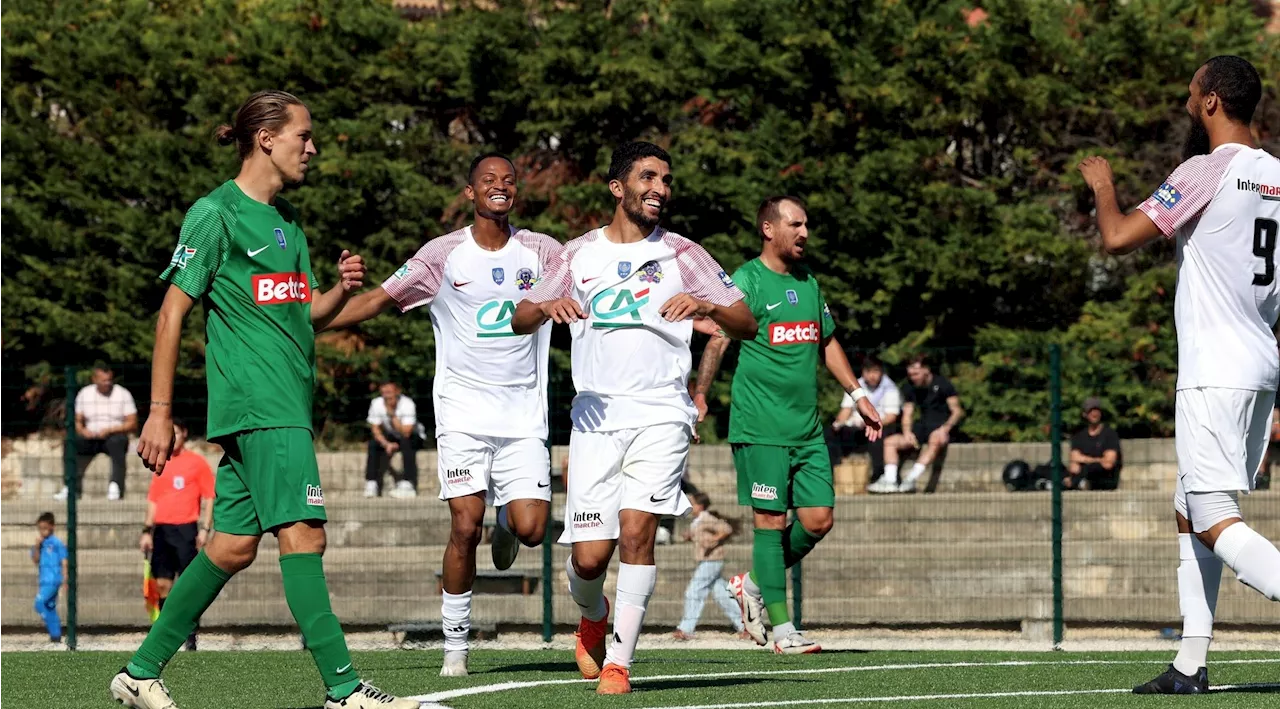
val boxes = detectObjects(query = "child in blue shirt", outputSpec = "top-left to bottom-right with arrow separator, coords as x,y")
32,511 -> 68,643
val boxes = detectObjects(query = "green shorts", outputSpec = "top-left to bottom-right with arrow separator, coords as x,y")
212,427 -> 326,536
733,440 -> 834,512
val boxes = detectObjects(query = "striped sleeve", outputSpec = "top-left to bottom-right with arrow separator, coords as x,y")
160,199 -> 231,298
1137,148 -> 1239,238
671,234 -> 744,307
381,231 -> 466,312
525,234 -> 585,304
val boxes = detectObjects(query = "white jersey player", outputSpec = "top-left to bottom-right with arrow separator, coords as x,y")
1079,56 -> 1280,695
322,154 -> 561,677
513,142 -> 757,695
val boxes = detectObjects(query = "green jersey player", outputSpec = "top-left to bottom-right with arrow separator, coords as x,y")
110,91 -> 417,709
695,196 -> 881,655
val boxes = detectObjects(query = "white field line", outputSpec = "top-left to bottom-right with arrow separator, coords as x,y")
407,657 -> 1280,703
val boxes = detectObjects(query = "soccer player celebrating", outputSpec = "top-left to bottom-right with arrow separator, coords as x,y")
111,91 -> 417,709
512,142 -> 756,694
1078,55 -> 1280,694
323,153 -> 561,677
695,196 -> 882,654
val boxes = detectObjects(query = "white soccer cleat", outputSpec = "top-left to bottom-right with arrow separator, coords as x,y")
490,508 -> 520,571
728,573 -> 767,646
363,481 -> 379,498
107,482 -> 122,501
389,481 -> 417,499
896,478 -> 918,494
867,477 -> 900,494
53,486 -> 69,501
323,682 -> 420,708
773,630 -> 821,655
110,670 -> 179,709
439,649 -> 469,677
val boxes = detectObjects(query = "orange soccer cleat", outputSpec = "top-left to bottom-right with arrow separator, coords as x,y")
574,598 -> 610,679
596,663 -> 632,695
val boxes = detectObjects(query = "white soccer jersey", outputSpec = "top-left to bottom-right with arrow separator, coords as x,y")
525,227 -> 744,432
382,226 -> 561,439
1137,144 -> 1280,392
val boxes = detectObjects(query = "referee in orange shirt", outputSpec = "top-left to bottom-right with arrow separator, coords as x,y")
139,417 -> 214,651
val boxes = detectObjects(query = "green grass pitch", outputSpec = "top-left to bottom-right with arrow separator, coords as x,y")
3,649 -> 1277,708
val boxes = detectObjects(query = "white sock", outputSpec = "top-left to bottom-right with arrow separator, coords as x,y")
772,621 -> 796,641
566,555 -> 608,622
882,464 -> 899,484
1173,534 -> 1219,675
497,505 -> 511,532
603,563 -> 656,669
904,463 -> 927,484
1213,523 -> 1280,601
441,590 -> 472,652
742,571 -> 762,598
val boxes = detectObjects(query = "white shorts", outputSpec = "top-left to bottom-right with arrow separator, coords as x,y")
1175,387 -> 1275,494
559,422 -> 694,545
1174,476 -> 1244,533
436,432 -> 551,506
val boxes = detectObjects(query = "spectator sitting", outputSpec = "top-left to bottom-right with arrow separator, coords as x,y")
1066,397 -> 1122,490
57,363 -> 138,501
365,381 -> 422,499
868,354 -> 963,494
827,355 -> 902,480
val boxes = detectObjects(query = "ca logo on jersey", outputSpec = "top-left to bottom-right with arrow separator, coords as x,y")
591,287 -> 649,329
170,244 -> 197,270
476,300 -> 520,338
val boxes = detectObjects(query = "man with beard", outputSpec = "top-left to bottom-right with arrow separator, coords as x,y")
512,141 -> 756,694
694,196 -> 882,653
1079,55 -> 1280,694
323,153 -> 560,678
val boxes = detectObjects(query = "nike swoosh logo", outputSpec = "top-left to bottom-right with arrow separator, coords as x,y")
247,245 -> 270,257
581,276 -> 601,284
452,281 -> 472,288
766,302 -> 782,310
336,663 -> 352,673
649,494 -> 669,503
537,481 -> 551,488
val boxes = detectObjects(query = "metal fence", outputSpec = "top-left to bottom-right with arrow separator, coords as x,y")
3,349 -> 1277,649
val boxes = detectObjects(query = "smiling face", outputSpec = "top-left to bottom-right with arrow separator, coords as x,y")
264,104 -> 316,184
612,156 -> 671,230
465,157 -> 517,219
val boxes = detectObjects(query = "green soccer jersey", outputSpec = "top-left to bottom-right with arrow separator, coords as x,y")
159,180 -> 321,440
727,258 -> 835,445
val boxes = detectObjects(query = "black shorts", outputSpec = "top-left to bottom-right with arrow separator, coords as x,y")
151,522 -> 198,580
912,422 -> 944,444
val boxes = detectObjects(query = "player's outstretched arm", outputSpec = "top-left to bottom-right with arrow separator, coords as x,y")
138,285 -> 197,475
318,286 -> 394,332
1078,156 -> 1163,255
310,250 -> 366,329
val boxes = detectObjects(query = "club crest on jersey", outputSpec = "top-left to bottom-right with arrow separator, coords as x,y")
786,289 -> 798,305
516,268 -> 536,290
170,244 -> 197,270
1152,183 -> 1181,210
638,260 -> 664,283
492,267 -> 505,285
718,271 -> 735,288
274,228 -> 287,249
618,261 -> 632,278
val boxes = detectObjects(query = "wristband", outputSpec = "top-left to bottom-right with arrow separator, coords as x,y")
142,526 -> 154,535
848,388 -> 868,403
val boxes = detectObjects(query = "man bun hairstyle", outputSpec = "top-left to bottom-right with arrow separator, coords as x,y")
1198,55 -> 1262,124
215,90 -> 305,161
607,141 -> 671,183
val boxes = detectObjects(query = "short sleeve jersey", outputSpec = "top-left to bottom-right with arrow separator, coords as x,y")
147,448 -> 215,526
36,535 -> 67,585
524,228 -> 743,432
160,180 -> 321,439
382,226 -> 561,439
1136,144 -> 1280,391
1070,425 -> 1123,468
901,374 -> 959,431
727,259 -> 835,445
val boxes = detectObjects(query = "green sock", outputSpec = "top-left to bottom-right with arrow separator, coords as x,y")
280,553 -> 361,700
751,528 -> 790,626
782,522 -> 824,569
128,551 -> 229,678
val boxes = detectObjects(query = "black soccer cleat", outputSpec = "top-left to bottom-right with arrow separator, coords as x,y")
1133,664 -> 1208,694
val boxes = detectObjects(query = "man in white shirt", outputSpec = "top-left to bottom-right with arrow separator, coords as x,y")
828,355 -> 901,480
322,153 -> 561,678
364,382 -> 421,499
1079,55 -> 1280,694
59,364 -> 137,501
512,142 -> 756,695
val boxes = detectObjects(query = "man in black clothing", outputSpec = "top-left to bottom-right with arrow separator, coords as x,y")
1066,397 -> 1122,490
869,354 -> 964,494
